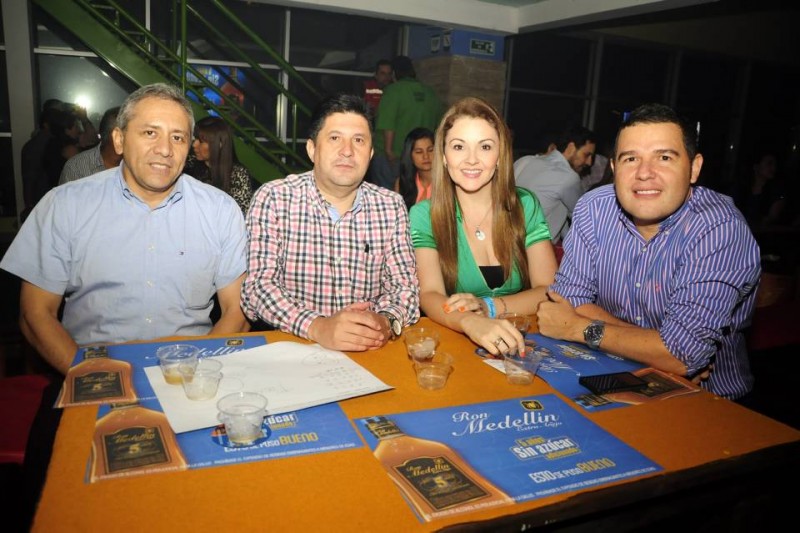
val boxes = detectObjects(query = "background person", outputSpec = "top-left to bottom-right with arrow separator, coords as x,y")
363,58 -> 393,115
514,125 -> 597,245
410,97 -> 556,357
59,106 -> 122,184
371,55 -> 443,190
189,116 -> 254,214
395,127 -> 435,210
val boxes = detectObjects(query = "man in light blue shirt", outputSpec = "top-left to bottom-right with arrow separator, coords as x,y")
1,83 -> 248,374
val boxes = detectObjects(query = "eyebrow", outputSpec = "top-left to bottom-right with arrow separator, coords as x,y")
616,148 -> 680,160
447,137 -> 497,144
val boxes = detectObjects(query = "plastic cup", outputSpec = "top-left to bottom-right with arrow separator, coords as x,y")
156,344 -> 200,385
503,346 -> 543,385
413,351 -> 453,390
498,313 -> 532,336
403,327 -> 440,361
217,392 -> 268,446
179,363 -> 222,401
196,358 -> 223,373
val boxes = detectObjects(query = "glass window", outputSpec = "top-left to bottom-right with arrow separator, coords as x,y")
171,1 -> 284,64
598,42 -> 669,103
506,92 -> 587,156
676,53 -> 742,192
0,52 -> 8,133
289,72 -> 370,140
33,4 -> 90,51
510,33 -> 592,94
0,138 -> 13,216
290,8 -> 400,71
37,55 -> 135,127
593,101 -> 633,157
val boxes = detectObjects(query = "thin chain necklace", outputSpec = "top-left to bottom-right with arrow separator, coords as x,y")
466,204 -> 492,241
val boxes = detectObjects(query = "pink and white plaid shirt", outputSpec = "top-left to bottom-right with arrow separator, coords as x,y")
241,172 -> 420,337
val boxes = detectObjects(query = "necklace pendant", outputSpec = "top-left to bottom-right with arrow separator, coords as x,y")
475,228 -> 486,241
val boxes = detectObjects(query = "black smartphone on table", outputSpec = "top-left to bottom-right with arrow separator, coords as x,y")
579,372 -> 648,395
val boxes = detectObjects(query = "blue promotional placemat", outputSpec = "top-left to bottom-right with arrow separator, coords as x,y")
354,394 -> 661,522
61,336 -> 267,405
87,399 -> 362,483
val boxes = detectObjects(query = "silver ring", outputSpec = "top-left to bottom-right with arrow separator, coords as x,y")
494,337 -> 505,347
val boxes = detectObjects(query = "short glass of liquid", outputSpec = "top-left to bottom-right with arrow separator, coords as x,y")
216,392 -> 268,446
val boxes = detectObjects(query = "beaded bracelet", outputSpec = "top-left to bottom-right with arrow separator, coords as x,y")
482,296 -> 496,318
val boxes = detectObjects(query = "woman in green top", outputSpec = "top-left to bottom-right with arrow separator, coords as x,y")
409,97 -> 556,357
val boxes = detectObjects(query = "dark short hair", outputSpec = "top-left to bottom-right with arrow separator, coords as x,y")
615,103 -> 698,160
375,59 -> 392,72
555,125 -> 597,153
391,56 -> 415,79
307,93 -> 373,142
99,107 -> 121,144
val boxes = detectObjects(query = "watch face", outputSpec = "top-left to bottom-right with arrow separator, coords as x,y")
584,322 -> 604,348
390,319 -> 402,336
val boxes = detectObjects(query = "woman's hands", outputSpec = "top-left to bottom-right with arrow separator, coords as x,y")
442,293 -> 486,315
444,302 -> 525,357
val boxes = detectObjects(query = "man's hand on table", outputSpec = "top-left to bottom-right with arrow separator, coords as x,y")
535,291 -> 588,343
308,302 -> 389,352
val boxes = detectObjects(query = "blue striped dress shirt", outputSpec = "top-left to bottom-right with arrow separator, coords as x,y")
553,185 -> 761,399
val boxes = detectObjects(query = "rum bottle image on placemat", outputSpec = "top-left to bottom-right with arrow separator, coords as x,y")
90,401 -> 187,482
364,416 -> 513,520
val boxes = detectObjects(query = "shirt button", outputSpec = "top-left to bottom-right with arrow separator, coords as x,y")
148,244 -> 155,251
336,257 -> 343,264
147,280 -> 154,287
641,247 -> 647,253
635,282 -> 641,288
145,317 -> 152,323
636,316 -> 642,322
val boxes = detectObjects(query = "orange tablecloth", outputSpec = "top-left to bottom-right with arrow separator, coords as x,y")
32,319 -> 800,531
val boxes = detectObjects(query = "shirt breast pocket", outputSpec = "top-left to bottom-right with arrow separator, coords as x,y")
351,250 -> 385,301
174,252 -> 218,310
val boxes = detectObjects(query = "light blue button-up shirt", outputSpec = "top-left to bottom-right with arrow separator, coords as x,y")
1,165 -> 246,346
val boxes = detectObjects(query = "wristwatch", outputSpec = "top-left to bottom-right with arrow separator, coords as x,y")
379,312 -> 402,340
583,320 -> 605,350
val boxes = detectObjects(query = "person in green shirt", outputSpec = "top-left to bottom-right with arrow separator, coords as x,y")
372,56 -> 442,190
409,97 -> 556,357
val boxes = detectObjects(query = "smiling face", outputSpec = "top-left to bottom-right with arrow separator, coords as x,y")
306,111 -> 373,198
612,122 -> 703,240
444,116 -> 500,194
112,96 -> 191,207
411,137 -> 434,173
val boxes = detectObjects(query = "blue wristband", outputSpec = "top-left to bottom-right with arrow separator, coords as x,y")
482,297 -> 496,318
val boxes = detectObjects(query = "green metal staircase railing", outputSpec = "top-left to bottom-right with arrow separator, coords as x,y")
32,0 -> 321,184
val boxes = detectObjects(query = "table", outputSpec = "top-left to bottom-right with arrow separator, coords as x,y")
31,318 -> 800,531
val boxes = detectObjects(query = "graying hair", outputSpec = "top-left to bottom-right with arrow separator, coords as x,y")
116,83 -> 194,133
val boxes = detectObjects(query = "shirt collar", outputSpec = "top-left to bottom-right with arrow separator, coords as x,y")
308,171 -> 364,221
117,163 -> 184,208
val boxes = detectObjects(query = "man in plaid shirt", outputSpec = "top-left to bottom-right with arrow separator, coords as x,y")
241,93 -> 420,351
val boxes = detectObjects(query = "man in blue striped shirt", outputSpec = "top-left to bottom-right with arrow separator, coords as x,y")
537,103 -> 760,400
